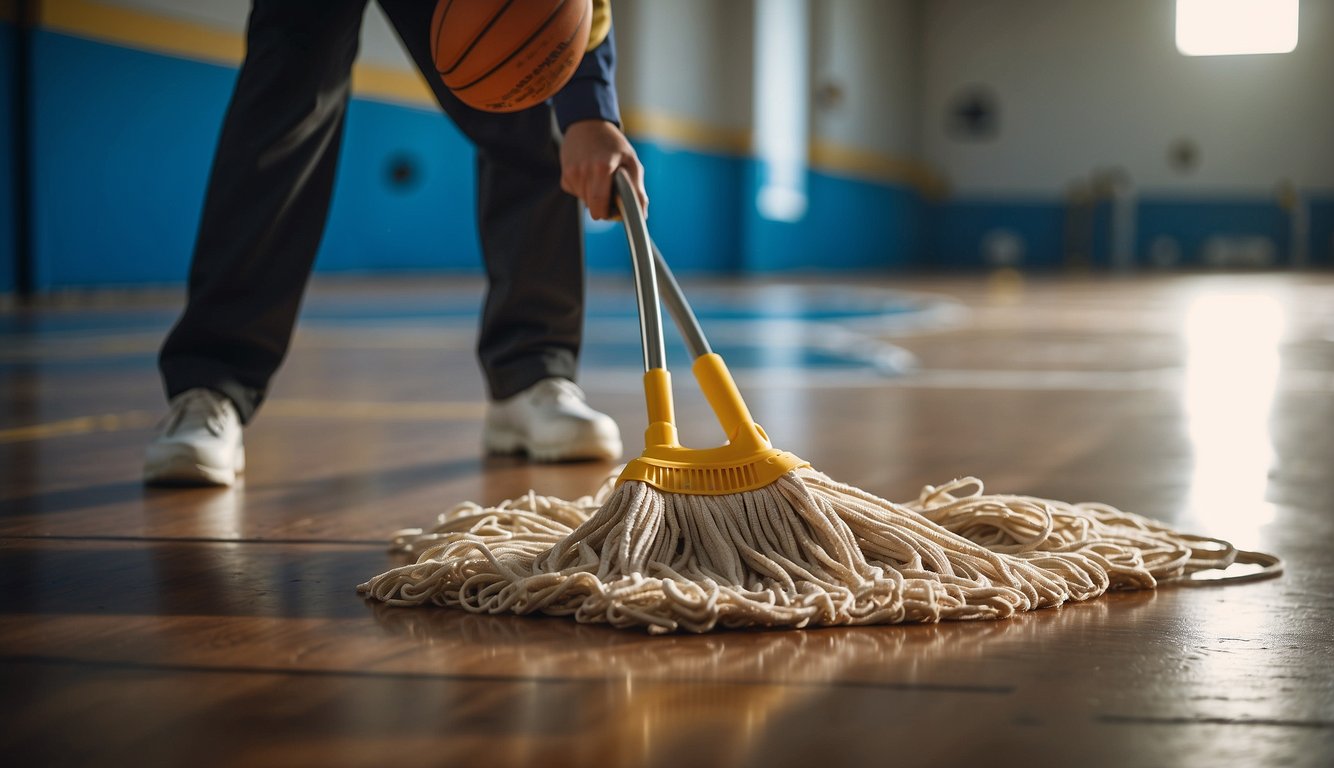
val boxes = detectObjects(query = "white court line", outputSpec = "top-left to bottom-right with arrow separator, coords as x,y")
576,366 -> 1334,394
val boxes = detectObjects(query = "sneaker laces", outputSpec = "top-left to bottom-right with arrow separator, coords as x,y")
529,378 -> 587,407
161,389 -> 236,437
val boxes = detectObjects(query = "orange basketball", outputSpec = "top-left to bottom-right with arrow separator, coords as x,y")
432,0 -> 593,113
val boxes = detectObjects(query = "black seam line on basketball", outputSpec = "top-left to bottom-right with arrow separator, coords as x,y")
437,0 -> 519,76
432,0 -> 456,74
455,0 -> 587,96
1097,714 -> 1334,730
0,655 -> 1017,695
452,0 -> 573,92
0,534 -> 385,547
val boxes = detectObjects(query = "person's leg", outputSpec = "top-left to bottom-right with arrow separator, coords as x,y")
377,1 -> 618,461
377,0 -> 584,401
147,0 -> 369,485
158,0 -> 369,423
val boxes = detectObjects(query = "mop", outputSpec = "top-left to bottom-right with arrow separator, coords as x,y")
358,171 -> 1281,633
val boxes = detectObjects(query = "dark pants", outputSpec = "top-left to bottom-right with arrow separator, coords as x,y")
159,0 -> 585,423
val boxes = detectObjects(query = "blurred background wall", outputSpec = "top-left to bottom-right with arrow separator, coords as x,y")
3,0 -> 1332,291
921,0 -> 1334,269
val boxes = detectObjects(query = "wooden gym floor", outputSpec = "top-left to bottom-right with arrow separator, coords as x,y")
2,272 -> 1332,767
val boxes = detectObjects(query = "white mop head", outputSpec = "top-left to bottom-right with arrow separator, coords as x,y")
358,469 -> 1272,634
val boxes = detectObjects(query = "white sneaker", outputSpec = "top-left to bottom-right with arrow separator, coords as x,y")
143,388 -> 246,486
484,378 -> 622,462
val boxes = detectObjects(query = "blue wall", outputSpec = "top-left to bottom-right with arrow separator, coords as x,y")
589,149 -> 927,274
586,143 -> 748,274
0,21 -> 15,295
927,196 -> 1313,270
1138,198 -> 1288,267
742,164 -> 926,273
28,31 -> 484,290
30,31 -> 229,289
929,199 -> 1066,270
318,99 -> 480,274
1311,196 -> 1334,267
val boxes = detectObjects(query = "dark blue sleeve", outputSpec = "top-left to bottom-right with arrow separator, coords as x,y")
551,23 -> 621,132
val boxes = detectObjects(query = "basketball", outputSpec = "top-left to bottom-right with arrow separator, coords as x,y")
432,0 -> 593,113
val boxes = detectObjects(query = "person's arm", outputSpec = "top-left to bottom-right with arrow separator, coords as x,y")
551,7 -> 648,220
551,2 -> 619,132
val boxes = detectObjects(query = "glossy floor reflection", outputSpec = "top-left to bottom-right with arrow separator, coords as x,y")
2,273 -> 1333,767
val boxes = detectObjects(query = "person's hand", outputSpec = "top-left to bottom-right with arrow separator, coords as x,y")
560,119 -> 648,221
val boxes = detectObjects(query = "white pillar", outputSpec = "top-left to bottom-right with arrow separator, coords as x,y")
753,0 -> 810,222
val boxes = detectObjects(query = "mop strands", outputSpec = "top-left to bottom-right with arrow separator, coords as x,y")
357,172 -> 1281,634
357,470 -> 1279,633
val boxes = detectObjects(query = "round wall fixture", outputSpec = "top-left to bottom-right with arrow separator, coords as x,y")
946,85 -> 1000,141
1168,138 -> 1201,174
386,153 -> 422,191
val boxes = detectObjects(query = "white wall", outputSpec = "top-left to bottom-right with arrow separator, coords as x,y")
102,0 -> 417,70
613,0 -> 754,135
920,0 -> 1334,197
615,0 -> 923,168
811,0 -> 920,159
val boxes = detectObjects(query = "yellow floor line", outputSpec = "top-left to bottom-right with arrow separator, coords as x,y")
0,411 -> 160,443
0,328 -> 477,362
0,334 -> 163,361
262,399 -> 486,420
0,400 -> 486,444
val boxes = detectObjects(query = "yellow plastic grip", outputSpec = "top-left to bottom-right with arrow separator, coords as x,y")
642,368 -> 679,450
692,353 -> 753,442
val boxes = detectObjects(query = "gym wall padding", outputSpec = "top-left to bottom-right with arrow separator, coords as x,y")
1311,196 -> 1334,266
1137,199 -> 1291,268
584,145 -> 928,275
1,18 -> 16,294
28,30 -> 485,291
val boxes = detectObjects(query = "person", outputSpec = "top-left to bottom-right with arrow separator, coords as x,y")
143,0 -> 647,486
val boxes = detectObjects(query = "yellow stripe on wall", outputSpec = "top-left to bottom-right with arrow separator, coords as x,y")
351,66 -> 436,109
624,108 -> 945,194
40,0 -> 244,64
810,141 -> 949,198
38,0 -> 436,107
622,108 -> 754,156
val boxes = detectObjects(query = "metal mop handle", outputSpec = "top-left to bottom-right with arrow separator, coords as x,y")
614,170 -> 665,372
652,240 -> 712,359
612,169 -> 711,367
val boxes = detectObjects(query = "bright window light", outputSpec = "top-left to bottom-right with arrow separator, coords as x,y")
1176,0 -> 1299,56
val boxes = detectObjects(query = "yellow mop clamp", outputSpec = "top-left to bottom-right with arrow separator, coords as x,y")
617,358 -> 809,495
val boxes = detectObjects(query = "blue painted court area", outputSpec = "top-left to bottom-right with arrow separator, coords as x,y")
294,282 -> 939,374
0,283 -> 950,375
